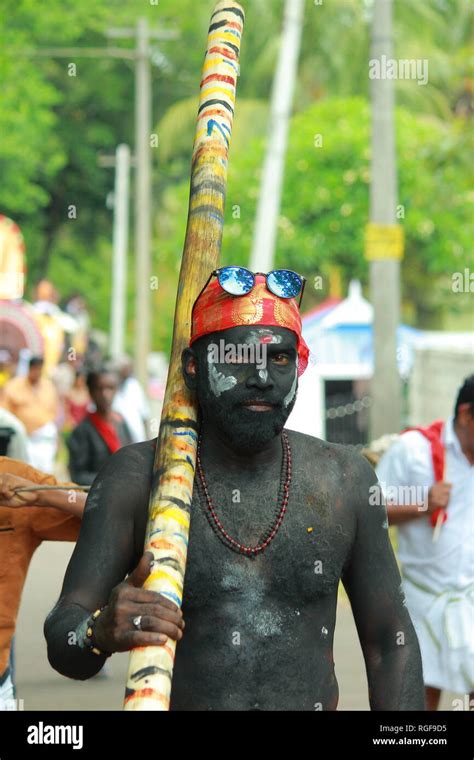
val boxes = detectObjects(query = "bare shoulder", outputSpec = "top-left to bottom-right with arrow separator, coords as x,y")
286,429 -> 377,492
108,438 -> 157,471
84,438 -> 157,519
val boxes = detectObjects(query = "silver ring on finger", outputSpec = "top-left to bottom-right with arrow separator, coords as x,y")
132,615 -> 143,631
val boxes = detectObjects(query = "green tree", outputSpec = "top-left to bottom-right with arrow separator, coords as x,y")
155,97 -> 473,333
1,0 -> 471,347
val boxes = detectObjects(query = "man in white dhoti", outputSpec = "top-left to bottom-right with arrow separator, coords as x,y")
2,357 -> 59,472
377,375 -> 474,710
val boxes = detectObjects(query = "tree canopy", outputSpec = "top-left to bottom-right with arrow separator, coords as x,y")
0,0 -> 472,351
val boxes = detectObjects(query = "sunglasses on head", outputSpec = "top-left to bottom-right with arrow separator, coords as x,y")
194,266 -> 306,309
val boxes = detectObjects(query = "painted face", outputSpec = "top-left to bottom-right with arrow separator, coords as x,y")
192,325 -> 299,452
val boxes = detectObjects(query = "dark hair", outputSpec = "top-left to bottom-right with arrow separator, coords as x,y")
454,374 -> 474,418
29,356 -> 44,368
86,365 -> 116,394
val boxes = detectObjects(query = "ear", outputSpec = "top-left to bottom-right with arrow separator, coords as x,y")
182,347 -> 198,391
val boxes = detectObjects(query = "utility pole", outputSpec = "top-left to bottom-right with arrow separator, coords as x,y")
365,0 -> 403,438
100,144 -> 131,359
135,19 -> 151,385
249,0 -> 305,272
107,19 -> 178,385
20,18 -> 179,386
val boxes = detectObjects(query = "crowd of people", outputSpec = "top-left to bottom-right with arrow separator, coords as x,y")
0,354 -> 150,477
0,340 -> 151,707
0,273 -> 472,713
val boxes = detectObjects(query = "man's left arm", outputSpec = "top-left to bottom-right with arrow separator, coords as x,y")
342,456 -> 425,711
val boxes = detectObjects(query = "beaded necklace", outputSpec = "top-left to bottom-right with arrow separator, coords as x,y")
196,431 -> 292,558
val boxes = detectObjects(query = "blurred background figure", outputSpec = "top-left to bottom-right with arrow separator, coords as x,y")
0,457 -> 85,709
64,368 -> 90,432
31,281 -> 68,375
376,375 -> 474,711
0,350 -> 15,401
1,356 -> 59,471
112,355 -> 150,442
0,408 -> 29,461
67,366 -> 132,485
63,293 -> 91,360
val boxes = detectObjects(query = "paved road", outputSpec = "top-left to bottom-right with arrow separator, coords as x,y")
14,541 -> 456,711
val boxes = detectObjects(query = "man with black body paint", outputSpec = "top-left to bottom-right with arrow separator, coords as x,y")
45,295 -> 424,710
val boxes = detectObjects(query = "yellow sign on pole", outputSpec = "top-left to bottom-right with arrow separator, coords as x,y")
364,223 -> 404,261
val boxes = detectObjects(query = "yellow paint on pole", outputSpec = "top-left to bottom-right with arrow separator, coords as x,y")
123,1 -> 245,711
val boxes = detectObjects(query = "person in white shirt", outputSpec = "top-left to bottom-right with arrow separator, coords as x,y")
0,408 -> 29,462
376,375 -> 474,710
111,356 -> 150,443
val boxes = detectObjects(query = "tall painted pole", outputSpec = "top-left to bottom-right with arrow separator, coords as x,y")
124,1 -> 245,711
249,0 -> 305,272
109,144 -> 130,359
365,0 -> 403,437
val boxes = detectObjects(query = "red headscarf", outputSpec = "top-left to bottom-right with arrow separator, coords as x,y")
190,274 -> 309,376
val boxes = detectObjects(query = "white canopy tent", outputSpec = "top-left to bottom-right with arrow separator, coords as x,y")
287,281 -> 473,441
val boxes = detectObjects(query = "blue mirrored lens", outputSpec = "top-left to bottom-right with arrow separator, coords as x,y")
217,266 -> 254,296
267,270 -> 302,299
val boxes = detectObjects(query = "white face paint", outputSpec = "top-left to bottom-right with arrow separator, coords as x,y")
283,368 -> 298,408
207,359 -> 237,397
244,329 -> 282,345
244,329 -> 284,371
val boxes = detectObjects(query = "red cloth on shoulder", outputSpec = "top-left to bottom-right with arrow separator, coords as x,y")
88,412 -> 122,453
403,420 -> 444,481
402,420 -> 447,526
